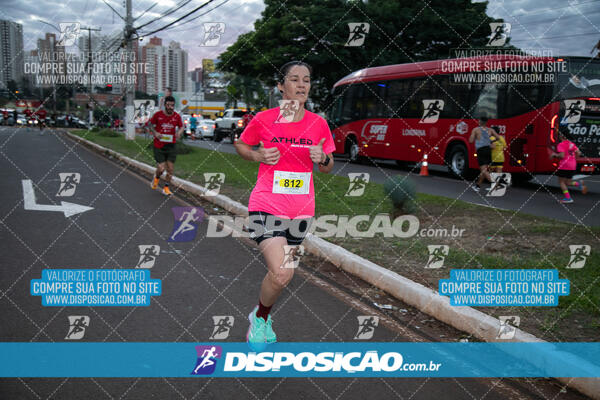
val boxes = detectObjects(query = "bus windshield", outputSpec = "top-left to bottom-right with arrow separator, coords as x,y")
557,59 -> 600,100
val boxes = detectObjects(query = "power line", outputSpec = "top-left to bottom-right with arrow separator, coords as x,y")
101,0 -> 125,22
134,0 -> 194,30
138,0 -> 219,37
134,2 -> 158,22
159,0 -> 231,33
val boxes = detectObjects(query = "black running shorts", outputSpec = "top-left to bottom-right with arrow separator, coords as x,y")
154,143 -> 177,163
556,169 -> 575,179
476,146 -> 492,167
247,211 -> 312,246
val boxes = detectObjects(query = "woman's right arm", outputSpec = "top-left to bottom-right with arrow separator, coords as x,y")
235,140 -> 280,165
235,140 -> 259,162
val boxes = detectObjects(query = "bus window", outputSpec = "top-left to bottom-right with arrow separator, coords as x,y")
362,82 -> 386,118
340,85 -> 359,123
406,79 -> 426,118
472,83 -> 502,119
437,75 -> 468,119
504,84 -> 543,117
386,79 -> 409,118
352,85 -> 365,120
328,92 -> 343,124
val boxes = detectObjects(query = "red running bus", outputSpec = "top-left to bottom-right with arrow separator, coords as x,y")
328,55 -> 600,179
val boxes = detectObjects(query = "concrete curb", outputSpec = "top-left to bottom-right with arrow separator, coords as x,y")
66,131 -> 599,399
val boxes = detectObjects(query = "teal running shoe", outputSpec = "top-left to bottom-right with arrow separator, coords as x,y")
265,314 -> 277,344
246,306 -> 266,351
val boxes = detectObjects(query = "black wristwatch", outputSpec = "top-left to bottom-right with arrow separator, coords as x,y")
319,154 -> 331,166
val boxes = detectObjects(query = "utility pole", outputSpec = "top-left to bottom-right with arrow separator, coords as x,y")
125,0 -> 135,140
81,26 -> 101,126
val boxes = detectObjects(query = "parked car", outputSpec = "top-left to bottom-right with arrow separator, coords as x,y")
181,114 -> 192,136
2,115 -> 15,125
1,110 -> 15,126
193,119 -> 216,140
16,114 -> 27,126
214,109 -> 246,142
71,117 -> 89,129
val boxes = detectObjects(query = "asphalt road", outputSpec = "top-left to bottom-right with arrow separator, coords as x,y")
0,127 -> 588,399
182,136 -> 600,227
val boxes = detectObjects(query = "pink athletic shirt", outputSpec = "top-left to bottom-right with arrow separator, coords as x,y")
240,107 -> 335,219
557,140 -> 578,170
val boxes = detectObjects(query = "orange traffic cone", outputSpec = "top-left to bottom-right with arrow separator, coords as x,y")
419,154 -> 429,176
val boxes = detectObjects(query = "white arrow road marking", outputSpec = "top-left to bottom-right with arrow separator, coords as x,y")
22,180 -> 94,217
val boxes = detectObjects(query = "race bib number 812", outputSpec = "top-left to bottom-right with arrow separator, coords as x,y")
273,171 -> 311,195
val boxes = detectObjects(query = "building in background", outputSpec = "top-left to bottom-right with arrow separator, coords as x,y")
36,33 -> 68,89
141,37 -> 190,95
0,19 -> 24,91
141,36 -> 167,95
190,67 -> 203,92
168,41 -> 188,92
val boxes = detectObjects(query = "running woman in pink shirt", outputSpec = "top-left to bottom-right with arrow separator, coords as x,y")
234,61 -> 335,349
551,131 -> 588,203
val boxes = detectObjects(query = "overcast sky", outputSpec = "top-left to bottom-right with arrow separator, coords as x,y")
5,0 -> 600,71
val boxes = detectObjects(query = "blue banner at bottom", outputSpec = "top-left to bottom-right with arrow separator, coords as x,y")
0,342 -> 599,378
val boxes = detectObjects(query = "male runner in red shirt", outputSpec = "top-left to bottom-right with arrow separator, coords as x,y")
149,96 -> 184,196
23,108 -> 33,125
35,107 -> 47,131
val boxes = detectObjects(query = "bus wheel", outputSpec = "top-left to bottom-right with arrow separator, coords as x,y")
346,137 -> 360,162
447,145 -> 468,178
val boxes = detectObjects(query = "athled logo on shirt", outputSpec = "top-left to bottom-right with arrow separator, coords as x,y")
271,137 -> 314,148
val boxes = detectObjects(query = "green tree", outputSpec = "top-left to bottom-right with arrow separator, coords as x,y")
225,74 -> 268,110
218,0 -> 504,108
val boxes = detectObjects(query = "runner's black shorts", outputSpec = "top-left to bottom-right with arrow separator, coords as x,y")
556,169 -> 575,179
490,161 -> 503,167
247,211 -> 312,246
154,143 -> 177,163
476,146 -> 492,166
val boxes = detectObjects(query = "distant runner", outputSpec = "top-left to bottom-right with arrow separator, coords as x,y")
551,131 -> 588,203
35,107 -> 47,133
149,95 -> 184,196
189,114 -> 198,138
489,131 -> 507,173
23,108 -> 33,126
469,116 -> 501,192
235,61 -> 335,350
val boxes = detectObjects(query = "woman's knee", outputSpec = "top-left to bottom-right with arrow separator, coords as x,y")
268,268 -> 294,290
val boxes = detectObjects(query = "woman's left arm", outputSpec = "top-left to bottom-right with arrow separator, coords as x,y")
318,152 -> 334,173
